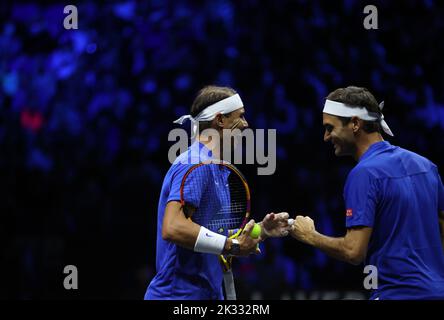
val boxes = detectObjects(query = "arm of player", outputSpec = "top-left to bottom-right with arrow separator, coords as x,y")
289,215 -> 373,265
258,212 -> 293,241
162,201 -> 260,255
162,201 -> 201,250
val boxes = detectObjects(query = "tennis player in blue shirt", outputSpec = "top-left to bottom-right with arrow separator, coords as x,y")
145,86 -> 292,300
290,86 -> 444,300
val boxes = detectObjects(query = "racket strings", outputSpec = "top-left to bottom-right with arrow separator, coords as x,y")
207,217 -> 244,230
182,164 -> 248,232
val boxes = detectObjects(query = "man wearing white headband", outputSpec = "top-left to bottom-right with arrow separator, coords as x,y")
145,85 -> 292,300
290,86 -> 444,300
173,87 -> 248,138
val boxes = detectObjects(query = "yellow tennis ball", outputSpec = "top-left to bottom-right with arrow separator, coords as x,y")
250,223 -> 261,239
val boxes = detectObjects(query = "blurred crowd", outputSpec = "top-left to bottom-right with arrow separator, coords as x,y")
1,0 -> 443,299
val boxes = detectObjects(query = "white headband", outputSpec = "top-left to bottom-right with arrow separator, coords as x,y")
323,99 -> 394,136
173,94 -> 244,136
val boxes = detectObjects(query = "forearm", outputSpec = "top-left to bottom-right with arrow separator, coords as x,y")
163,204 -> 233,253
307,232 -> 362,265
162,215 -> 201,250
164,218 -> 240,255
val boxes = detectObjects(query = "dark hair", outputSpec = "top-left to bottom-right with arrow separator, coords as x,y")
190,85 -> 237,131
326,86 -> 382,134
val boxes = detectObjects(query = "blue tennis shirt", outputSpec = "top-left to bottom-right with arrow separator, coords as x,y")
344,141 -> 444,300
145,141 -> 228,300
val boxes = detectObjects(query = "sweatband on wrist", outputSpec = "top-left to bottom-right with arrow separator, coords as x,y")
194,226 -> 227,255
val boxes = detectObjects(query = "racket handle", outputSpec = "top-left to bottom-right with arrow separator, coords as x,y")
223,270 -> 237,300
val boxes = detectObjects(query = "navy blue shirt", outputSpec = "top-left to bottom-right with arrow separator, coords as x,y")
145,141 -> 227,300
344,141 -> 444,299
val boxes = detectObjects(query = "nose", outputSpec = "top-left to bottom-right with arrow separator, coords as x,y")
242,119 -> 249,129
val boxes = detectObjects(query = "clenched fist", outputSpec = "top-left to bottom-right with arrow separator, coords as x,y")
289,215 -> 316,244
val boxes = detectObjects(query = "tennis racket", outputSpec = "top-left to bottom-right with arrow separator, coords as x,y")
179,160 -> 251,300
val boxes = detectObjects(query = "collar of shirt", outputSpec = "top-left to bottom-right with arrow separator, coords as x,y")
359,141 -> 392,163
189,140 -> 213,161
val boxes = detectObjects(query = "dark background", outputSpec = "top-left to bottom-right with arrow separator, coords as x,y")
1,0 -> 443,299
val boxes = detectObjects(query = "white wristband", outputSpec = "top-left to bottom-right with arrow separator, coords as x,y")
194,226 -> 227,255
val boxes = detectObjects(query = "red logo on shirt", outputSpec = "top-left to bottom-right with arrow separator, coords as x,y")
346,209 -> 353,217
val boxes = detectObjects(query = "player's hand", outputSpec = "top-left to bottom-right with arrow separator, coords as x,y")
259,212 -> 293,241
289,215 -> 316,244
237,219 -> 261,256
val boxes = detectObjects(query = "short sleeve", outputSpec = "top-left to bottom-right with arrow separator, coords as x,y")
166,163 -> 193,203
343,167 -> 379,228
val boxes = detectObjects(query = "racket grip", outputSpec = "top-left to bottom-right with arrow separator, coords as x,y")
223,270 -> 237,300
